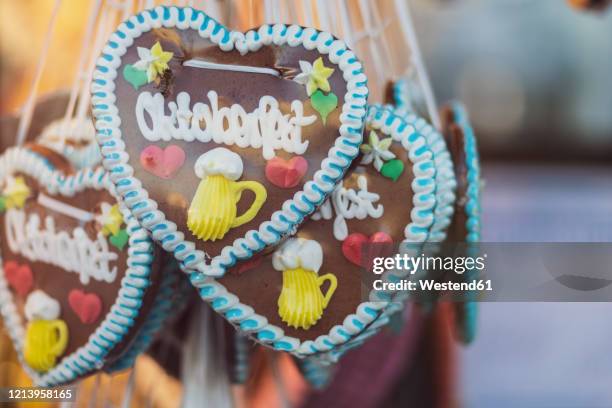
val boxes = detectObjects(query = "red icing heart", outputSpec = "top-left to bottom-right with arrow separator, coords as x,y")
342,232 -> 393,268
265,156 -> 308,188
4,261 -> 33,296
140,145 -> 186,179
68,290 -> 103,324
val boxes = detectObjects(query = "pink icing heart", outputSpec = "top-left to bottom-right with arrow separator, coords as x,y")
68,289 -> 103,324
140,145 -> 186,179
265,156 -> 308,188
4,261 -> 33,297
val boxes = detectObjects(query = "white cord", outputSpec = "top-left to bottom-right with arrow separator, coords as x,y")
394,0 -> 440,128
181,304 -> 232,408
61,0 -> 103,141
15,0 -> 62,147
120,368 -> 137,408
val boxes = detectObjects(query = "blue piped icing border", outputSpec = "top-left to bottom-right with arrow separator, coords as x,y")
451,102 -> 480,344
0,147 -> 157,386
108,260 -> 190,372
90,6 -> 369,279
451,102 -> 481,243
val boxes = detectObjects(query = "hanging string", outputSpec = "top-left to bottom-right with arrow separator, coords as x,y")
61,0 -> 103,139
120,368 -> 137,408
368,0 -> 394,79
357,0 -> 385,88
15,0 -> 62,147
87,373 -> 102,408
298,0 -> 313,28
336,0 -> 353,48
315,0 -> 330,32
393,0 -> 440,128
74,3 -> 113,124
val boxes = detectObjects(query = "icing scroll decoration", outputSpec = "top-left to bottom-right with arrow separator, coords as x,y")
5,209 -> 118,285
135,91 -> 316,160
273,238 -> 337,330
23,290 -> 68,372
123,41 -> 173,90
312,175 -> 384,241
188,148 -> 267,241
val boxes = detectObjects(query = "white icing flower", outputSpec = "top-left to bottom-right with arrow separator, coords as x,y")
293,58 -> 334,96
194,147 -> 244,181
294,60 -> 313,86
360,131 -> 396,171
25,290 -> 61,321
133,42 -> 173,83
272,238 -> 323,273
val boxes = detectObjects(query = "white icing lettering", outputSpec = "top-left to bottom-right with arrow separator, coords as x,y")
5,209 -> 118,285
135,91 -> 317,160
312,176 -> 384,241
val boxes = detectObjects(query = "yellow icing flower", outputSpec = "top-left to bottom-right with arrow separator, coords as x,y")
133,41 -> 174,83
2,176 -> 31,209
96,203 -> 124,237
294,57 -> 335,96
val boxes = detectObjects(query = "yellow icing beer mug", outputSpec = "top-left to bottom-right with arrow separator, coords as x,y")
24,319 -> 69,372
273,238 -> 338,330
188,148 -> 267,241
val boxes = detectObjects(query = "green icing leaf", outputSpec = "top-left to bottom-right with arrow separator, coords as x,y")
311,90 -> 338,125
0,196 -> 5,213
109,229 -> 129,250
380,159 -> 405,182
123,64 -> 148,90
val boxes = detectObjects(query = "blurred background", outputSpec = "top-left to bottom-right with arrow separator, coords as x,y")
0,0 -> 611,407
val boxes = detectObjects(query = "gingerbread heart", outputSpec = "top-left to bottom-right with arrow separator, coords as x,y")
207,105 -> 457,357
91,6 -> 368,279
440,102 -> 482,345
0,146 -> 180,386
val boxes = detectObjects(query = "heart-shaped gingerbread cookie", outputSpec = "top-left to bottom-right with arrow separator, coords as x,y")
91,6 -> 368,278
202,105 -> 456,357
0,146 -> 176,386
440,102 -> 482,344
